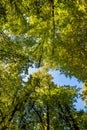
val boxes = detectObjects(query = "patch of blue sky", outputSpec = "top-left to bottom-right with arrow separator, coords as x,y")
50,70 -> 84,111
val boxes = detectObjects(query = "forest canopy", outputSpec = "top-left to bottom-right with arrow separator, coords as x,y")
0,0 -> 87,130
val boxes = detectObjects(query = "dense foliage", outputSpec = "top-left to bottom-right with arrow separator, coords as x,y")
0,0 -> 87,129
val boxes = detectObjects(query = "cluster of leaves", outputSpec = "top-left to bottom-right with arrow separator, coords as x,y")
0,0 -> 87,129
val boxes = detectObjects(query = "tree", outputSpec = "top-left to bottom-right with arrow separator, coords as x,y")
0,0 -> 87,129
81,81 -> 87,106
1,0 -> 87,80
0,68 -> 80,130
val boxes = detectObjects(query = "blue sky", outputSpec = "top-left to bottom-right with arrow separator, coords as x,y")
50,70 -> 84,111
27,67 -> 85,111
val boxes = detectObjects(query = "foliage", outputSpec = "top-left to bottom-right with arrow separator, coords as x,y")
0,0 -> 87,129
0,68 -> 79,130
